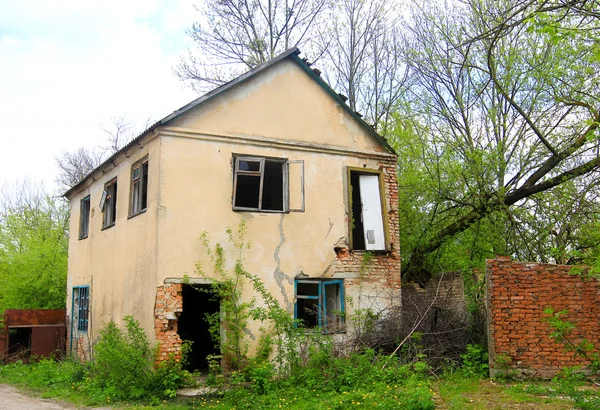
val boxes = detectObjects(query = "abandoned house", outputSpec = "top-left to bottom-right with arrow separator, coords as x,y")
64,48 -> 400,370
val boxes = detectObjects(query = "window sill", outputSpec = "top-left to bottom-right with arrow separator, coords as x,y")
78,235 -> 88,241
128,208 -> 147,220
101,222 -> 115,231
233,207 -> 287,213
349,249 -> 390,255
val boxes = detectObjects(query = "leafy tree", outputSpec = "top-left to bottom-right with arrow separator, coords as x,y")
0,182 -> 69,313
394,0 -> 600,283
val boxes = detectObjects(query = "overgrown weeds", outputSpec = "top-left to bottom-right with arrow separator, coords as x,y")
0,316 -> 192,405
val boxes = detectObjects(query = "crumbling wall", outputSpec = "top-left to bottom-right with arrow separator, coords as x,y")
331,161 -> 401,350
154,283 -> 183,361
487,257 -> 600,378
333,160 -> 401,307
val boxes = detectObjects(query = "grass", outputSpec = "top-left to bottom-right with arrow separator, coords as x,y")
1,359 -> 599,409
437,377 -> 575,409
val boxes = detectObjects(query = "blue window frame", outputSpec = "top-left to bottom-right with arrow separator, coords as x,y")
294,279 -> 345,333
72,286 -> 89,332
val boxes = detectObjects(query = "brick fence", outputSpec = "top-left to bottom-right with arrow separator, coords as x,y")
486,256 -> 600,378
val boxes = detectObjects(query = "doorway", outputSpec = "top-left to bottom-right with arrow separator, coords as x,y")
177,284 -> 220,371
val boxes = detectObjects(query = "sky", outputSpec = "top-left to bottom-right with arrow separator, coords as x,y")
0,0 -> 199,194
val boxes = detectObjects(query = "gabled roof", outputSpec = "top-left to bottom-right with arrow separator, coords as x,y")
64,47 -> 396,198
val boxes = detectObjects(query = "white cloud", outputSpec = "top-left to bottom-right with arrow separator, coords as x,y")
0,0 -> 198,193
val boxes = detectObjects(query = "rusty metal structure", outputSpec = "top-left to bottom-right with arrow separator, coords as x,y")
0,309 -> 66,364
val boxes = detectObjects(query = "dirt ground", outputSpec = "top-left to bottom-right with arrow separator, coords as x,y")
0,384 -> 105,410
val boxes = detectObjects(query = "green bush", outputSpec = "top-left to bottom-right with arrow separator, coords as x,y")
461,344 -> 489,378
83,316 -> 154,400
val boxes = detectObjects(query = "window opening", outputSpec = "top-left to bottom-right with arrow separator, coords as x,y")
101,179 -> 117,228
79,195 -> 90,239
233,156 -> 304,212
130,160 -> 148,216
72,286 -> 89,333
295,279 -> 344,333
349,170 -> 386,251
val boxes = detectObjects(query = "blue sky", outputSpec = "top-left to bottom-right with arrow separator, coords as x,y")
0,0 -> 199,193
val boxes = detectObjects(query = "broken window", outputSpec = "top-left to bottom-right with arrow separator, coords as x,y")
72,286 -> 89,332
348,169 -> 387,251
232,156 -> 304,212
295,279 -> 345,333
79,195 -> 90,239
100,178 -> 117,229
130,159 -> 148,217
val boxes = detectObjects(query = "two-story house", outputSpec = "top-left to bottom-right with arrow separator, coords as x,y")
65,48 -> 400,369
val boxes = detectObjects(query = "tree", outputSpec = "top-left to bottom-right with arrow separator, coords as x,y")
317,0 -> 408,130
0,182 -> 69,313
55,148 -> 104,192
175,0 -> 329,91
394,0 -> 600,283
55,116 -> 148,192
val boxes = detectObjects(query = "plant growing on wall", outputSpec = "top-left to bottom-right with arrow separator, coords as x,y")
194,221 -> 254,370
544,308 -> 600,374
194,220 -> 338,378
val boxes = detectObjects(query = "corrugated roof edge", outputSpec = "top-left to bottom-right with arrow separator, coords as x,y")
288,52 -> 396,156
63,46 -> 396,198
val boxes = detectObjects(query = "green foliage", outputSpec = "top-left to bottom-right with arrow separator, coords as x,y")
196,351 -> 434,410
0,317 -> 192,405
512,369 -> 600,410
460,344 -> 489,378
392,0 -> 600,282
0,186 -> 68,313
85,316 -> 153,400
543,308 -> 600,374
195,223 -> 253,370
359,251 -> 374,277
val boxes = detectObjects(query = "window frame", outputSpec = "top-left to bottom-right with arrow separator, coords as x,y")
294,279 -> 345,333
78,195 -> 90,240
129,159 -> 149,218
232,155 -> 304,213
347,167 -> 389,251
72,286 -> 90,333
101,178 -> 118,229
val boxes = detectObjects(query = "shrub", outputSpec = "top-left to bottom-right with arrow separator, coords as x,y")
460,344 -> 489,378
83,316 -> 191,402
84,316 -> 154,400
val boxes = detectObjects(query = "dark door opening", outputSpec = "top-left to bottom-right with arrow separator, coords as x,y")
350,171 -> 366,250
8,327 -> 32,363
177,284 -> 220,371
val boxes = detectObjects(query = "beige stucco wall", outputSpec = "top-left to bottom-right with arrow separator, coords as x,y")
155,136 -> 389,340
66,55 -> 398,352
66,137 -> 160,349
166,59 -> 385,154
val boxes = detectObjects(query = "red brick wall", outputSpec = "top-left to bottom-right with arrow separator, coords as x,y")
154,283 -> 183,361
486,257 -> 600,378
333,160 -> 401,290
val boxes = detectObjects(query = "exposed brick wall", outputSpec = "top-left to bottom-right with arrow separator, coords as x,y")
154,283 -> 183,361
333,160 -> 401,291
402,272 -> 468,320
487,257 -> 600,378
